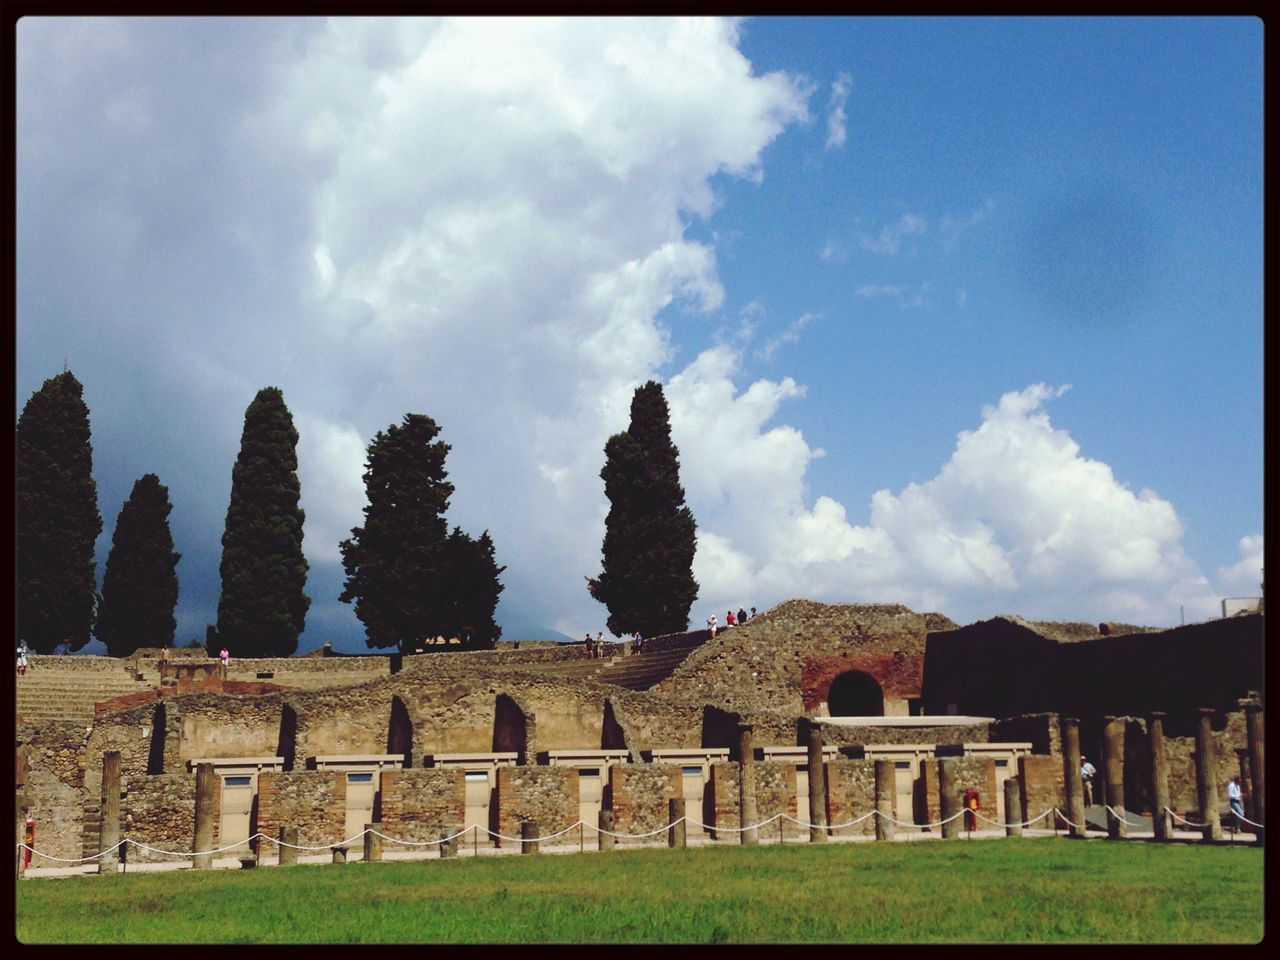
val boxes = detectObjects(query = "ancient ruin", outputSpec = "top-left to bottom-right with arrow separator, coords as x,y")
14,600 -> 1264,869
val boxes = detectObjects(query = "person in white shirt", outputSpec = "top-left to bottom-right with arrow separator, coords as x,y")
707,615 -> 717,638
1080,756 -> 1097,806
1227,776 -> 1245,830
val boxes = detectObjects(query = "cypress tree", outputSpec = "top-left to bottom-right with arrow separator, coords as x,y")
96,474 -> 181,656
16,370 -> 102,653
441,528 -> 505,649
588,380 -> 698,637
216,387 -> 310,658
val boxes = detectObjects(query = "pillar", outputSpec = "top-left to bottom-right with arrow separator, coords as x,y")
16,805 -> 25,880
668,798 -> 686,848
278,826 -> 298,865
1004,778 -> 1023,837
1194,708 -> 1223,842
737,723 -> 758,846
98,751 -> 122,875
1061,717 -> 1087,838
938,758 -> 961,840
1102,717 -> 1126,840
1244,697 -> 1264,843
193,762 -> 217,870
873,760 -> 896,842
598,810 -> 615,851
521,820 -> 540,854
363,823 -> 382,862
805,720 -> 828,842
1148,711 -> 1172,842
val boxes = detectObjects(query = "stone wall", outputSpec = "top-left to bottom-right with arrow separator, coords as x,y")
606,763 -> 681,836
919,757 -> 996,828
707,760 -> 801,839
603,691 -> 705,752
655,600 -> 946,714
256,771 -> 347,848
18,655 -> 139,675
992,713 -> 1060,755
378,769 -> 467,846
1018,755 -> 1064,825
123,772 -> 197,864
494,766 -> 579,847
824,759 -> 877,836
819,721 -> 990,748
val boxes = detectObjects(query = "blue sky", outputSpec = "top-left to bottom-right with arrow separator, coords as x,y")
16,17 -> 1263,651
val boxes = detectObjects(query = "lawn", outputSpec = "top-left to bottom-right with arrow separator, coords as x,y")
15,837 -> 1263,944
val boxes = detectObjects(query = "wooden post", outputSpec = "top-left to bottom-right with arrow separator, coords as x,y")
805,720 -> 828,843
874,760 -> 896,842
1148,711 -> 1172,842
1061,717 -> 1087,838
1194,708 -> 1223,842
668,798 -> 686,848
1103,717 -> 1126,839
98,751 -> 122,875
738,723 -> 758,846
193,762 -> 217,870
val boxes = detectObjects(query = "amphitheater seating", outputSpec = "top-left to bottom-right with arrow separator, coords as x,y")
522,633 -> 708,691
15,669 -> 155,727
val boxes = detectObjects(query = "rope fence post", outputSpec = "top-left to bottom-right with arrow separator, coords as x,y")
598,811 -> 615,851
278,826 -> 299,865
363,823 -> 382,862
1004,778 -> 1023,838
440,826 -> 458,858
874,760 -> 895,843
521,820 -> 539,854
669,799 -> 686,848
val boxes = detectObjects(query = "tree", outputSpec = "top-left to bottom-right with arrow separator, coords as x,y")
441,528 -> 505,649
340,414 -> 504,653
96,474 -> 181,656
16,370 -> 102,653
216,387 -> 310,658
588,380 -> 698,637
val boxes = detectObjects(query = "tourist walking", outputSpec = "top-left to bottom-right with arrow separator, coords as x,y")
1080,755 -> 1097,806
1227,776 -> 1245,831
219,647 -> 230,670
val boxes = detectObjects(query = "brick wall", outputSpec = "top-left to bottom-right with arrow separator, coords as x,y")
918,757 -> 994,827
494,766 -> 579,847
256,771 -> 347,848
607,763 -> 681,836
378,769 -> 466,846
801,654 -> 924,713
824,759 -> 876,836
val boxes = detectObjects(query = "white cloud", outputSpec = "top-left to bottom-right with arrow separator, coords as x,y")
825,70 -> 852,150
1218,534 -> 1264,596
756,312 -> 816,360
856,282 -> 931,308
859,212 -> 927,255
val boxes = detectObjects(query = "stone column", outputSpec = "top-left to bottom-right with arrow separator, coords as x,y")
1061,717 -> 1087,838
1004,778 -> 1023,837
668,798 -> 686,848
1148,711 -> 1172,842
440,826 -> 459,858
1194,708 -> 1223,842
363,823 -> 382,862
874,760 -> 896,842
277,826 -> 299,865
98,751 -> 122,875
938,759 -> 961,840
805,721 -> 828,842
1102,717 -> 1126,840
193,762 -> 218,870
16,805 -> 26,880
521,820 -> 540,854
1244,697 -> 1264,843
598,810 -> 615,851
737,723 -> 759,846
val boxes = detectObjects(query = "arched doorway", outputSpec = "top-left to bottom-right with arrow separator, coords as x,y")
827,671 -> 885,716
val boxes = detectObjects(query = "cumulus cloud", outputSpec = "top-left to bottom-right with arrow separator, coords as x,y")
1217,535 -> 1264,597
671,376 -> 1217,626
825,71 -> 852,150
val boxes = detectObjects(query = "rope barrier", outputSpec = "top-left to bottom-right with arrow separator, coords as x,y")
18,803 -> 1260,866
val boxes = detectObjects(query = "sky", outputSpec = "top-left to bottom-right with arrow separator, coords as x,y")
15,16 -> 1264,652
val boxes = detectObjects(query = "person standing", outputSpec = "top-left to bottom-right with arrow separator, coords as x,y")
707,614 -> 717,638
1227,776 -> 1245,831
1080,755 -> 1097,807
596,632 -> 605,658
737,606 -> 748,625
726,610 -> 736,627
17,640 -> 29,676
219,647 -> 230,671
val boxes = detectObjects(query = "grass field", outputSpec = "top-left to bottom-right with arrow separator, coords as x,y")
16,837 -> 1263,944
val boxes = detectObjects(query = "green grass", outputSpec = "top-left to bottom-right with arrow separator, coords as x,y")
16,838 -> 1263,944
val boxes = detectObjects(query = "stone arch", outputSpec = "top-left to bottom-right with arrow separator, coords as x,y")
387,695 -> 414,767
827,670 -> 885,717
